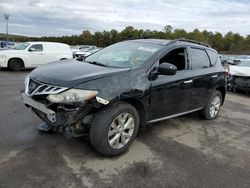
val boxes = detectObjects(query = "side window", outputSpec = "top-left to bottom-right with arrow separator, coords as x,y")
29,44 -> 43,52
159,48 -> 187,71
190,48 -> 210,70
206,50 -> 218,66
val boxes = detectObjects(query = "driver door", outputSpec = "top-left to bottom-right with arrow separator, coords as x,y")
149,47 -> 193,121
27,44 -> 45,66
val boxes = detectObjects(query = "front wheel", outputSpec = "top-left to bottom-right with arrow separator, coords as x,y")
8,59 -> 23,71
201,91 -> 222,120
90,102 -> 139,156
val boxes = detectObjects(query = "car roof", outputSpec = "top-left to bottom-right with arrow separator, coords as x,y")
132,39 -> 171,45
130,38 -> 214,50
27,42 -> 67,45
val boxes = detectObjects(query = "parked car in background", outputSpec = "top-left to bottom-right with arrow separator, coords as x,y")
21,39 -> 226,156
232,59 -> 242,65
228,60 -> 250,94
72,45 -> 97,58
0,42 -> 73,70
0,41 -> 7,48
74,48 -> 102,58
72,45 -> 97,57
0,40 -> 14,49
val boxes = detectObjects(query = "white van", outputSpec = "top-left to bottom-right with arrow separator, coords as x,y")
0,42 -> 73,70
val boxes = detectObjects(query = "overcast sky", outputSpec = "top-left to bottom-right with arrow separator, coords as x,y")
0,0 -> 250,37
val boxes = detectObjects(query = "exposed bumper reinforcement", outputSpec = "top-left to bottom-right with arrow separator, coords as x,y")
21,93 -> 56,122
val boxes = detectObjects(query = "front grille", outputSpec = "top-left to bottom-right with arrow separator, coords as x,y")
25,77 -> 68,97
28,79 -> 41,94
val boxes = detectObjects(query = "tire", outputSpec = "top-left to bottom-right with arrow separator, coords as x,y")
90,102 -> 139,156
8,59 -> 23,71
201,90 -> 222,120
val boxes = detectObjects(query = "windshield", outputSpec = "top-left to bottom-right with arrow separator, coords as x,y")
239,61 -> 250,67
12,43 -> 30,50
85,41 -> 163,68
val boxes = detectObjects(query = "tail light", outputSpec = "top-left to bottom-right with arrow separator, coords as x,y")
224,71 -> 230,78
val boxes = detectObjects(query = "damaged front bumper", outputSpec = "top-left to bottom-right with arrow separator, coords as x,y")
21,93 -> 56,122
21,93 -> 95,138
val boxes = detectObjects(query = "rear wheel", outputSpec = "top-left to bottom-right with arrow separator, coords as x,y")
90,102 -> 139,156
8,59 -> 23,71
201,91 -> 222,120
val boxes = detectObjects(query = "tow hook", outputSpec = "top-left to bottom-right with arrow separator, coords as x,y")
62,126 -> 74,138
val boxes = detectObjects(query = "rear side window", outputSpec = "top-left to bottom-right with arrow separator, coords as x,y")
29,44 -> 43,52
190,48 -> 210,70
207,50 -> 218,66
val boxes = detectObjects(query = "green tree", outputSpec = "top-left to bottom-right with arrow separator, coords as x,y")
188,29 -> 205,42
110,29 -> 119,44
163,25 -> 173,39
80,30 -> 93,45
10,25 -> 250,54
172,29 -> 188,39
119,26 -> 138,40
208,32 -> 223,51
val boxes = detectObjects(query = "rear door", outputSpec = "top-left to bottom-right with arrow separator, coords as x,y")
188,47 -> 211,109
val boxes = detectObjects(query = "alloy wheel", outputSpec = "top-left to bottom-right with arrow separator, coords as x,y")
209,96 -> 221,118
108,113 -> 135,149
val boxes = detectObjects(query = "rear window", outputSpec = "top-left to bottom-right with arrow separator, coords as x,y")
190,48 -> 210,70
207,50 -> 218,66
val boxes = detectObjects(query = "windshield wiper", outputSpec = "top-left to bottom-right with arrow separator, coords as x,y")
86,61 -> 109,67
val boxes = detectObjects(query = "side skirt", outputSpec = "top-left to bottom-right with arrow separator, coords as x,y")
147,107 -> 203,124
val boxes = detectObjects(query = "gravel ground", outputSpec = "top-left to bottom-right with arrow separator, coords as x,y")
0,69 -> 250,188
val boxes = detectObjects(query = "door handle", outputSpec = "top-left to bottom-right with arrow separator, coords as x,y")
211,75 -> 218,78
184,80 -> 193,84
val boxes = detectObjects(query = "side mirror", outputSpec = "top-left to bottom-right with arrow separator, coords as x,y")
28,47 -> 36,52
158,62 -> 177,75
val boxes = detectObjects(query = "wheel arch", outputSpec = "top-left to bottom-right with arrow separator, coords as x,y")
8,57 -> 25,69
216,86 -> 226,104
120,98 -> 147,127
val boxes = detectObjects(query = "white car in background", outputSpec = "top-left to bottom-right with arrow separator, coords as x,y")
71,45 -> 96,54
74,48 -> 102,58
229,60 -> 250,77
72,45 -> 97,58
0,42 -> 73,70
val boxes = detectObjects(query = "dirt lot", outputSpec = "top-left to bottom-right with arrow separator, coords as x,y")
0,69 -> 250,188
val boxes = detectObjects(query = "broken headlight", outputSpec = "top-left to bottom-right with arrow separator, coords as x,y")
47,89 -> 98,103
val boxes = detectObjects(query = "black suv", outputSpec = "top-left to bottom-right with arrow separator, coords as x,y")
21,39 -> 226,156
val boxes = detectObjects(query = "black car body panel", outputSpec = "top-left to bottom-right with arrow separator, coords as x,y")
29,60 -> 131,87
22,39 -> 227,138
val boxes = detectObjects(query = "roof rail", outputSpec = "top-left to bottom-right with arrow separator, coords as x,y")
170,38 -> 211,48
127,36 -> 154,40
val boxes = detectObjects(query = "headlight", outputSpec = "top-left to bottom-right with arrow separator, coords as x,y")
24,75 -> 30,86
24,76 -> 30,94
47,89 -> 98,103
